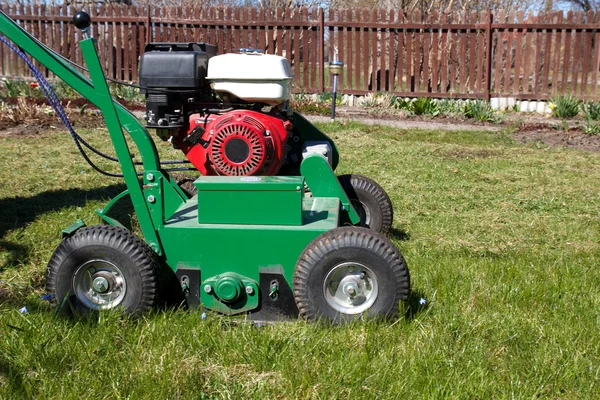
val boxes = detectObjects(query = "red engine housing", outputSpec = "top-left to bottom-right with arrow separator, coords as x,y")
178,110 -> 290,176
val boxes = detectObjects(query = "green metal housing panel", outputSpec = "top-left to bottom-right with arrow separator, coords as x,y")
161,196 -> 341,286
194,176 -> 305,226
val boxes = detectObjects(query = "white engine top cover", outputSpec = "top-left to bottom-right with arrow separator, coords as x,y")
206,53 -> 294,106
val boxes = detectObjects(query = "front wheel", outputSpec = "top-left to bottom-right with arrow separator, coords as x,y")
293,226 -> 410,323
46,225 -> 159,316
338,174 -> 394,234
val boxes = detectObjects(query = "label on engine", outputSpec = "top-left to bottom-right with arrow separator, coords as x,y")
240,177 -> 261,182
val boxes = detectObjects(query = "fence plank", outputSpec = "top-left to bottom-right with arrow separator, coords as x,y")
468,12 -> 477,93
592,13 -> 600,100
450,12 -> 457,93
396,10 -> 404,92
541,12 -> 553,96
561,11 -> 573,92
458,12 -> 467,93
388,10 -> 395,92
343,9 -> 356,89
294,9 -> 301,89
440,12 -> 447,93
475,11 -> 487,92
551,12 -> 562,96
430,11 -> 438,93
422,12 -> 430,93
580,10 -> 594,96
405,11 -> 413,92
379,9 -> 386,91
371,9 -> 377,91
494,10 -> 505,94
572,11 -> 584,93
414,10 -> 421,92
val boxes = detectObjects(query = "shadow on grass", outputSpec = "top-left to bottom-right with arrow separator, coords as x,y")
0,183 -> 130,271
0,359 -> 28,399
389,227 -> 411,241
403,289 -> 429,321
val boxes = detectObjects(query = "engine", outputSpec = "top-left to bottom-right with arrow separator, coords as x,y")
139,43 -> 295,176
176,110 -> 291,176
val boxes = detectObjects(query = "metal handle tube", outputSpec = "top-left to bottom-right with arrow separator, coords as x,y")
331,75 -> 338,122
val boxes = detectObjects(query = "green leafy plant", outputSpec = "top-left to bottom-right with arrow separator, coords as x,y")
110,83 -> 143,103
436,99 -> 463,115
410,97 -> 439,116
463,100 -> 497,122
51,79 -> 78,99
319,92 -> 342,106
2,78 -> 28,97
393,97 -> 410,110
582,116 -> 600,136
549,95 -> 581,119
582,101 -> 600,121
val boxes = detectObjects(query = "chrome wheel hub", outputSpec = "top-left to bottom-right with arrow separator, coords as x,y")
73,259 -> 127,310
323,262 -> 378,314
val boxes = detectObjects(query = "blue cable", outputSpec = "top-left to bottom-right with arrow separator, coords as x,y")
0,35 -> 194,176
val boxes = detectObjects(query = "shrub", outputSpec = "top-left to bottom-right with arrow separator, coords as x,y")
463,100 -> 496,122
550,95 -> 581,119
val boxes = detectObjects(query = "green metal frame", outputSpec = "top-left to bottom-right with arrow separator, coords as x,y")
0,11 -> 362,314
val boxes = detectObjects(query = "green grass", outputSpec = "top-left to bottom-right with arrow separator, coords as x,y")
1,123 -> 600,398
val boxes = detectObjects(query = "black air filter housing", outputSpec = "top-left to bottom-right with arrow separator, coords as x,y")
139,42 -> 217,91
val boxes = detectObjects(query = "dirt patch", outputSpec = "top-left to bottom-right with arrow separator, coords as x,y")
1,96 -> 145,111
513,126 -> 600,151
0,109 -> 108,137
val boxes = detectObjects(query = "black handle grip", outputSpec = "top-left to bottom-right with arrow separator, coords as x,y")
73,11 -> 91,30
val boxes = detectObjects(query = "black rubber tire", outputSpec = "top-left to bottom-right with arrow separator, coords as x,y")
293,226 -> 410,323
338,174 -> 393,234
46,225 -> 159,316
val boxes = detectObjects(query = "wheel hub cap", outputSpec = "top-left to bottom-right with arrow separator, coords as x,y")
92,276 -> 110,293
323,262 -> 378,314
73,259 -> 127,310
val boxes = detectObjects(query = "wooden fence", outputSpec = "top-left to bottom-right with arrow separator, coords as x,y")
1,4 -> 600,101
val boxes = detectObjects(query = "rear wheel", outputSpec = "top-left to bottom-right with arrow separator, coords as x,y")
338,174 -> 393,234
46,225 -> 159,316
293,226 -> 410,323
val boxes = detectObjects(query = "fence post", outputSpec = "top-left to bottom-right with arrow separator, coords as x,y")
145,5 -> 152,44
319,7 -> 325,93
484,9 -> 493,101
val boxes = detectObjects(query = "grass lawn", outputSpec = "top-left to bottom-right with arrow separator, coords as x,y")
1,122 -> 599,398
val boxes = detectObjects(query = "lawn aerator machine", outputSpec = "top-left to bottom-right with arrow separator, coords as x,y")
0,10 -> 410,322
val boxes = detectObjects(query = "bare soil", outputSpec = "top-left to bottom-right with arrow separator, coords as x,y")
512,123 -> 600,151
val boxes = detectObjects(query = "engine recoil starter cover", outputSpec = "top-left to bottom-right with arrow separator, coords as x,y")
180,110 -> 289,176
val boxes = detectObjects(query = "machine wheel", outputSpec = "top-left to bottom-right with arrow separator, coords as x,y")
46,225 -> 159,316
338,174 -> 393,234
293,226 -> 410,323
